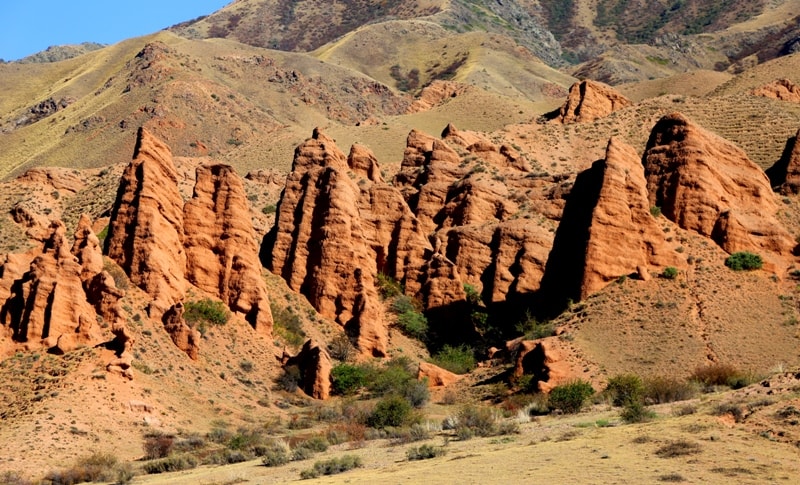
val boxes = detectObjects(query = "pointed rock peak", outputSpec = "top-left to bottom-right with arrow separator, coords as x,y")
767,129 -> 800,194
553,79 -> 632,124
347,144 -> 383,183
402,129 -> 438,168
441,123 -> 458,138
430,140 -> 460,164
442,123 -> 486,148
72,214 -> 104,281
105,127 -> 185,319
132,127 -> 174,169
184,162 -> 273,338
292,129 -> 348,172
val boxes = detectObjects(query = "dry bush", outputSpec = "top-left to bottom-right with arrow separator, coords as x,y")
690,364 -> 754,388
143,433 -> 175,459
655,440 -> 702,458
644,377 -> 698,403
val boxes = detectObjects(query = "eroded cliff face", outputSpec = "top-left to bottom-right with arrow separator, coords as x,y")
0,222 -> 104,354
105,127 -> 187,320
767,128 -> 800,195
643,113 -> 795,258
184,164 -> 273,336
103,128 -> 273,359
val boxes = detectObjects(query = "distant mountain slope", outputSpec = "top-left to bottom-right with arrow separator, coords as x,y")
14,42 -> 106,64
169,0 -> 563,65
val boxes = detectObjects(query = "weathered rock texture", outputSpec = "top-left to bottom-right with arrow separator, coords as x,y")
105,127 -> 186,319
752,79 -> 800,103
266,129 -> 428,356
580,138 -> 680,298
0,222 -> 102,353
184,164 -> 273,335
105,128 -> 273,359
552,80 -> 632,124
418,361 -> 462,387
643,113 -> 794,256
510,337 -> 573,393
766,129 -> 800,195
283,339 -> 332,400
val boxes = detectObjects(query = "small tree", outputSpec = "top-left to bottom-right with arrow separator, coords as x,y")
661,267 -> 678,279
725,252 -> 763,271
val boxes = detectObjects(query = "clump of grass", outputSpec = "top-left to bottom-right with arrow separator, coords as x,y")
661,267 -> 678,279
271,302 -> 306,347
644,377 -> 698,403
689,364 -> 756,389
299,455 -> 362,479
654,440 -> 701,458
44,453 -> 121,484
261,442 -> 290,467
142,455 -> 198,474
406,444 -> 446,461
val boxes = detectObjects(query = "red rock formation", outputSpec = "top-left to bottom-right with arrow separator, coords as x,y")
551,79 -> 632,124
72,214 -> 104,283
643,113 -> 794,256
418,361 -> 462,387
265,129 -> 388,356
347,144 -> 383,183
581,138 -> 680,297
161,302 -> 199,360
752,79 -> 800,103
105,127 -> 186,319
16,167 -> 85,193
184,164 -> 273,336
510,337 -> 573,393
767,129 -> 800,195
283,339 -> 332,400
0,222 -> 102,353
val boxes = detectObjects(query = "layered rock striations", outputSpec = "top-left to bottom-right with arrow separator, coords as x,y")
551,80 -> 632,124
265,129 -> 430,356
104,127 -> 186,319
184,164 -> 273,336
643,113 -> 794,257
104,128 -> 273,359
0,222 -> 103,354
578,138 -> 679,298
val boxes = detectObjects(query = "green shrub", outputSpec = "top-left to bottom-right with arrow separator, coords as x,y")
430,345 -> 476,375
661,267 -> 678,279
407,444 -> 446,461
367,357 -> 415,395
515,311 -> 555,339
644,377 -> 698,403
650,206 -> 662,217
605,374 -> 644,407
262,204 -> 277,214
184,298 -> 229,335
331,363 -> 369,395
400,379 -> 430,409
261,443 -> 290,467
620,400 -> 656,423
327,333 -> 355,362
725,251 -> 763,271
367,395 -> 415,428
377,273 -> 403,299
548,380 -> 594,414
455,404 -> 498,438
45,453 -> 120,484
299,455 -> 362,479
396,311 -> 428,340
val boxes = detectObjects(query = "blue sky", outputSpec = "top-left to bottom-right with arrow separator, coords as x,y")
0,1 -> 230,61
